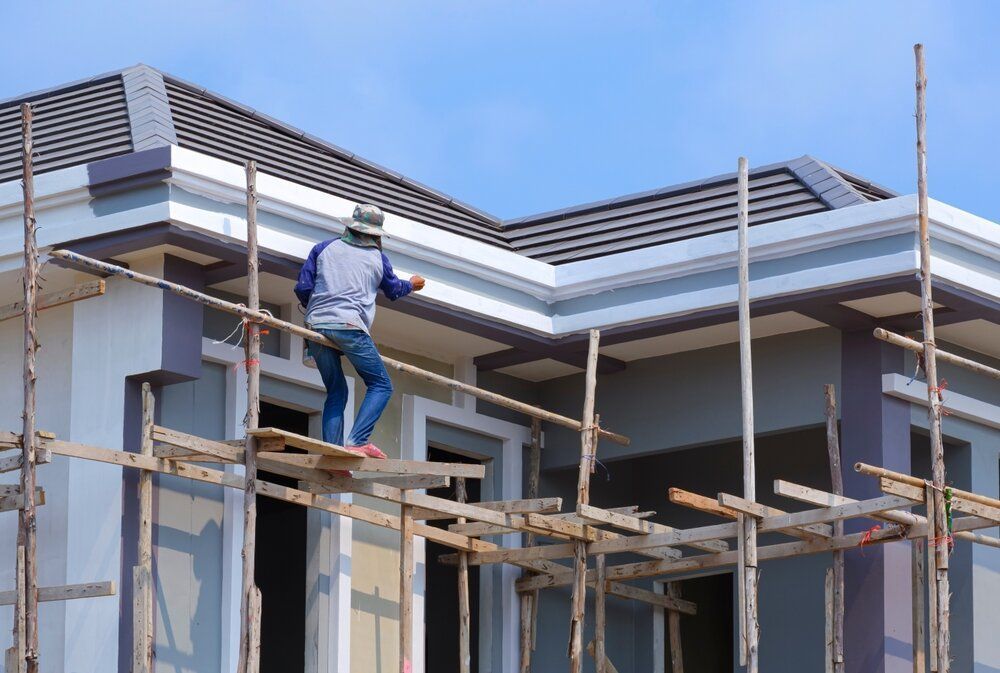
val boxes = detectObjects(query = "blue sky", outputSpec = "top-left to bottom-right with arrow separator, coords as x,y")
2,1 -> 999,221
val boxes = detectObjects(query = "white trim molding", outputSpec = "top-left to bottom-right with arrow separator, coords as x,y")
883,373 -> 1000,430
402,392 -> 532,673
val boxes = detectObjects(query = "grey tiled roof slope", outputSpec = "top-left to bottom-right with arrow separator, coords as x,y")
0,65 -> 897,262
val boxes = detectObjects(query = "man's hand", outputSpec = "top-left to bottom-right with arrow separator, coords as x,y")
409,275 -> 426,291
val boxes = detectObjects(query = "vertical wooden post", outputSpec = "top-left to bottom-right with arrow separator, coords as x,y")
238,160 -> 262,673
666,583 -> 684,673
400,505 -> 414,673
824,568 -> 834,673
913,540 -> 926,673
19,103 -> 40,673
824,385 -> 845,673
925,485 -> 938,672
456,477 -> 472,673
133,383 -> 155,673
594,554 -> 607,673
527,417 -> 542,653
568,330 -> 600,673
736,156 -> 760,673
914,43 -> 950,673
7,546 -> 26,673
521,419 -> 542,673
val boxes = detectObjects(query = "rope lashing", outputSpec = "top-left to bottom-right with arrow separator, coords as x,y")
859,524 -> 881,555
581,454 -> 611,482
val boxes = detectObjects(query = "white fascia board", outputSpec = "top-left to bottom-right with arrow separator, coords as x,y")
549,250 -> 920,334
883,372 -> 1000,430
167,146 -> 557,296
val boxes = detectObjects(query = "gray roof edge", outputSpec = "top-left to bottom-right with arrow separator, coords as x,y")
820,159 -> 899,199
121,66 -> 177,150
786,155 -> 867,209
157,69 -> 504,229
503,157 -> 802,228
0,65 -> 133,109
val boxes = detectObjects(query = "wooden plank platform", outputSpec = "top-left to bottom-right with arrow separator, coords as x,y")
246,427 -> 365,458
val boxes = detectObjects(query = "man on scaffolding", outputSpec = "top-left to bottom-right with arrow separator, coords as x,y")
294,203 -> 425,458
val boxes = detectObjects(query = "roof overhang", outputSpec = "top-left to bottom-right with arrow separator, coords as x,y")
0,145 -> 997,373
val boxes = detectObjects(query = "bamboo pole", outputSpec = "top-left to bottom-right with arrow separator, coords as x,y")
527,418 -> 542,653
824,568 -> 834,673
45,250 -> 628,446
238,160 -> 262,673
9,546 -> 26,673
666,582 -> 684,673
915,43 -> 950,673
824,385 -> 845,673
872,329 -> 1000,381
133,383 -> 155,673
568,330 -> 600,673
594,555 -> 607,673
400,505 -> 414,673
855,463 -> 1000,511
926,485 -> 938,672
19,103 -> 40,673
456,477 -> 471,673
913,539 -> 926,673
521,418 -> 542,673
737,156 -> 760,672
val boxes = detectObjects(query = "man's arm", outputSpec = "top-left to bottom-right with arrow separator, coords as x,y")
379,253 -> 424,300
294,240 -> 332,307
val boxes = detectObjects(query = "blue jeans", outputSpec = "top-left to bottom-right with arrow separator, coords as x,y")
308,328 -> 393,446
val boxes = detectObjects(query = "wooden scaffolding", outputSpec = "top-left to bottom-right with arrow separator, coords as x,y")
3,42 -> 998,673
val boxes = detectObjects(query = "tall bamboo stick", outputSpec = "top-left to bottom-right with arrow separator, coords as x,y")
400,505 -> 414,673
133,383 -> 155,673
19,103 -> 40,673
238,160 -> 262,673
456,477 -> 471,673
913,539 -> 926,673
666,582 -> 684,673
568,330 -> 600,673
824,385 -> 844,673
45,250 -> 628,447
521,418 -> 542,673
737,156 -> 760,672
914,44 -> 949,673
594,554 -> 607,673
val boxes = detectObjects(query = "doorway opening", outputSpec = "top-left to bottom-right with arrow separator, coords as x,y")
663,573 -> 733,672
256,401 -> 309,673
424,445 -> 483,673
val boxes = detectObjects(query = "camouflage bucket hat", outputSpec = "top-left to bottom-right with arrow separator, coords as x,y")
338,203 -> 386,237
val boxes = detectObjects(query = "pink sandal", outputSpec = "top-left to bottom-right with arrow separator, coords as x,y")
348,443 -> 388,459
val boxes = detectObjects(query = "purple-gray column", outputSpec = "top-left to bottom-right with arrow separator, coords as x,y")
841,330 -> 913,673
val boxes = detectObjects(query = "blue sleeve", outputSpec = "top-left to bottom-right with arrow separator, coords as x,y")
294,240 -> 332,307
379,253 -> 413,301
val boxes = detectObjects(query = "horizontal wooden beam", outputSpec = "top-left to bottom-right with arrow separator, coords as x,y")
879,478 -> 1000,523
605,581 -> 697,615
153,426 -> 240,462
873,328 -> 1000,380
717,493 -> 833,539
578,503 -> 728,553
516,507 -> 1000,591
0,280 -> 105,323
257,451 -> 485,479
419,497 -> 561,522
0,580 -> 115,606
48,249 -> 629,445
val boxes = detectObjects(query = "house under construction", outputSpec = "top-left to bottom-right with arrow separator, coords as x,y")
0,57 -> 997,673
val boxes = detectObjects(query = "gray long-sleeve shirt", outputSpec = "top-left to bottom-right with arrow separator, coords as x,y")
294,238 -> 413,333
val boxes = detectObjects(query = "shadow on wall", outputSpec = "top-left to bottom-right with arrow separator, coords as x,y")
154,519 -> 221,673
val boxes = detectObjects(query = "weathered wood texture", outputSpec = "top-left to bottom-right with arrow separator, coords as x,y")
569,330 -> 600,673
400,505 -> 414,673
238,160 -> 261,673
46,249 -> 629,446
594,555 -> 606,673
915,43 -> 949,673
19,103 -> 39,673
666,582 -> 684,673
456,478 -> 471,673
913,539 -> 926,673
134,383 -> 155,673
824,385 -> 845,673
872,328 -> 1000,381
736,156 -> 759,672
0,280 -> 105,323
